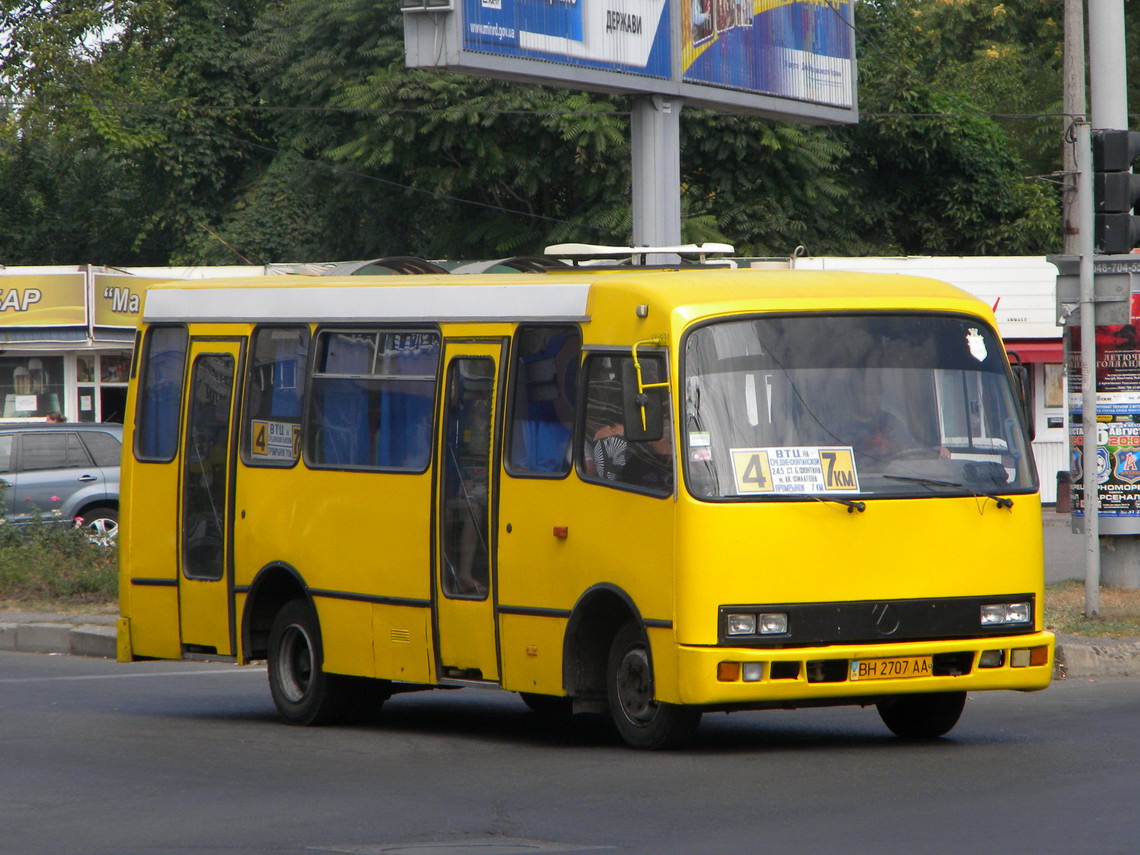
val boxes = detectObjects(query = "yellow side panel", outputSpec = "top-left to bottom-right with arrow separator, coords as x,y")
497,476 -> 676,622
498,614 -> 566,696
647,625 -> 680,701
120,586 -> 182,660
235,467 -> 433,602
372,604 -> 433,684
118,387 -> 183,659
315,597 -> 375,677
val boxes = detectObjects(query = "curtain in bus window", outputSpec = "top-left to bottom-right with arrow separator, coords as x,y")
316,379 -> 371,465
374,384 -> 433,469
309,330 -> 438,470
137,326 -> 188,461
270,331 -> 306,419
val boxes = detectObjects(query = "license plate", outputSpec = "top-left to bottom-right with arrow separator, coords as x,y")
849,656 -> 933,682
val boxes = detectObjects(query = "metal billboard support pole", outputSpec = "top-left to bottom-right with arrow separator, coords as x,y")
631,95 -> 683,264
1076,120 -> 1101,616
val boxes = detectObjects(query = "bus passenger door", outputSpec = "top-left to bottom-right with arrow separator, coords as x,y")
178,340 -> 243,657
434,341 -> 504,682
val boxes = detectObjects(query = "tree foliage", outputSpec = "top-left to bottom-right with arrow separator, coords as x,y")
3,0 -> 1131,264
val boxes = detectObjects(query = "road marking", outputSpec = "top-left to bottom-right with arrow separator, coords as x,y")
0,667 -> 265,684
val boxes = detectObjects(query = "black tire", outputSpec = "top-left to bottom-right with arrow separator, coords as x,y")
80,507 -> 118,546
606,621 -> 701,750
519,692 -> 573,717
267,600 -> 351,726
876,691 -> 966,739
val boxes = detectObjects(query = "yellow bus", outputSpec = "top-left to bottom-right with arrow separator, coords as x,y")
117,260 -> 1054,748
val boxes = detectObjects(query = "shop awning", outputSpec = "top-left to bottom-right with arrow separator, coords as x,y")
1004,341 -> 1063,364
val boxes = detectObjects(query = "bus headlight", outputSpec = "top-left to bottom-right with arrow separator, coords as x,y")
980,602 -> 1031,626
726,614 -> 757,635
725,612 -> 788,636
758,613 -> 788,634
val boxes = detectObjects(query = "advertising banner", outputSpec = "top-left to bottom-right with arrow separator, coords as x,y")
0,274 -> 86,327
1068,293 -> 1140,524
681,0 -> 853,107
463,0 -> 672,78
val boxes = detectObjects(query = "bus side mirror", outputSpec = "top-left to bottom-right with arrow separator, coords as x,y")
621,358 -> 665,442
1009,360 -> 1035,442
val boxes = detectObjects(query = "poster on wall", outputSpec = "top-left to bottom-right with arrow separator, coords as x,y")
1068,293 -> 1140,519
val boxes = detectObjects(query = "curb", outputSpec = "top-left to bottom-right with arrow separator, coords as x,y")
0,618 -> 118,659
2,616 -> 1138,680
1054,634 -> 1140,679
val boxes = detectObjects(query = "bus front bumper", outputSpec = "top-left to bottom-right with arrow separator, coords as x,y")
667,631 -> 1055,708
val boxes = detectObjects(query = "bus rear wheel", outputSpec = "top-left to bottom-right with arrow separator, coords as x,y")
267,600 -> 350,726
606,622 -> 700,750
876,691 -> 966,739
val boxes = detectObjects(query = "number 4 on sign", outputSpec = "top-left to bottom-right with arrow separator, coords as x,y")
252,421 -> 268,455
732,450 -> 773,494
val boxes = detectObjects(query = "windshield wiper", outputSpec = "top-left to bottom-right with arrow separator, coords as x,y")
882,475 -> 1013,509
813,496 -> 866,514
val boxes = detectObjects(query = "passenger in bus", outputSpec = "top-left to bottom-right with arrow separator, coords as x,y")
590,422 -> 628,480
621,419 -> 674,491
444,374 -> 491,597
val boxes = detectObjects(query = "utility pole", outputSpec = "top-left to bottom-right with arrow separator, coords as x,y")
1061,0 -> 1085,255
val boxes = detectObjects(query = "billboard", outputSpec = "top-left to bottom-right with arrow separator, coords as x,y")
405,0 -> 857,122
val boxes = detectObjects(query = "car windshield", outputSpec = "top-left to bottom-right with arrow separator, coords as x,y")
682,314 -> 1036,501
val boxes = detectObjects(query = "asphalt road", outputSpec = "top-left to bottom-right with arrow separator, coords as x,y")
1,651 -> 1138,855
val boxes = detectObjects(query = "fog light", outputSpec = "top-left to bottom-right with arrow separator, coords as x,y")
717,661 -> 741,681
758,613 -> 788,634
978,649 -> 1005,668
742,662 -> 764,682
726,614 -> 757,635
1010,649 -> 1031,667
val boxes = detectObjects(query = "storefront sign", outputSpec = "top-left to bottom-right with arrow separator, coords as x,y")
92,274 -> 155,328
0,275 -> 86,327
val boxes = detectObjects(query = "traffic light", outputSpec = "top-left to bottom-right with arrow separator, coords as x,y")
1093,129 -> 1140,254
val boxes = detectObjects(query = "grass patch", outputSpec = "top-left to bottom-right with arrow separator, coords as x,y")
0,521 -> 117,609
1045,579 -> 1140,638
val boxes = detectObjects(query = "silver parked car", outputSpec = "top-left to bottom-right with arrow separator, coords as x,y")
0,423 -> 122,544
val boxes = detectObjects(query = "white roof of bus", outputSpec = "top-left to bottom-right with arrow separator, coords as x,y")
142,280 -> 594,323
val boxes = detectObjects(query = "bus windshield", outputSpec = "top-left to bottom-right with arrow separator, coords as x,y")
682,314 -> 1036,500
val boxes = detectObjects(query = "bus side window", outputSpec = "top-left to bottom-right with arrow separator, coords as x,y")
306,329 -> 439,472
580,354 -> 673,496
243,326 -> 309,467
506,325 -> 580,476
135,325 -> 188,462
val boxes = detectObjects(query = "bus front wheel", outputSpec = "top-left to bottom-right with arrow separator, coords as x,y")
606,622 -> 700,750
267,600 -> 349,726
876,691 -> 966,739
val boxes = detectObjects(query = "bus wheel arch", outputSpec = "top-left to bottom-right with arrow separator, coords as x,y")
242,563 -> 309,662
562,583 -> 641,706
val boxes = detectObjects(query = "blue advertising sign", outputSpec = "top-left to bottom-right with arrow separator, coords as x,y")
463,0 -> 673,79
682,0 -> 853,108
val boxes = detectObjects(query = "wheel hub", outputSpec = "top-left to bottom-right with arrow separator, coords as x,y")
616,647 -> 656,724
